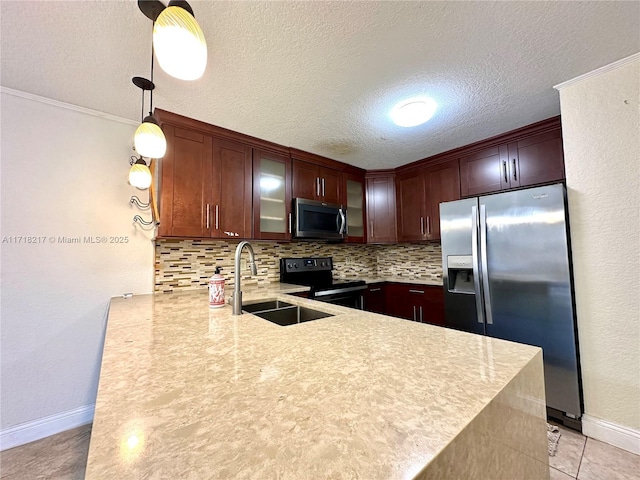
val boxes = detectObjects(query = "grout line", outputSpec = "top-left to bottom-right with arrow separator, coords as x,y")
575,436 -> 588,479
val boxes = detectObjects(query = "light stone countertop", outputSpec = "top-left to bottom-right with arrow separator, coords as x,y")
86,286 -> 543,479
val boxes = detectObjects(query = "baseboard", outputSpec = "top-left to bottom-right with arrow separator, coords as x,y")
582,414 -> 640,455
0,404 -> 95,451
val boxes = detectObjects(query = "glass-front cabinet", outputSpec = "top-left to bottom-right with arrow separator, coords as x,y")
344,173 -> 366,243
253,150 -> 292,240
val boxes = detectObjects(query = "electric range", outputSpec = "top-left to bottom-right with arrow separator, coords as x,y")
279,257 -> 366,309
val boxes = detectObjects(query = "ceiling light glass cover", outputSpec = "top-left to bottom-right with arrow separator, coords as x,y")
129,158 -> 153,190
134,116 -> 167,159
153,5 -> 207,80
390,97 -> 438,127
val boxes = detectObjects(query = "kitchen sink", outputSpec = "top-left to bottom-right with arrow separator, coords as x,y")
242,301 -> 333,326
242,300 -> 294,313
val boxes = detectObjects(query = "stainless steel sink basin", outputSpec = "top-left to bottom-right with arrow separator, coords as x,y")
242,300 -> 294,314
242,301 -> 333,326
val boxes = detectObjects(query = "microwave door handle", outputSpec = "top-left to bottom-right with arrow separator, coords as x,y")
337,208 -> 346,235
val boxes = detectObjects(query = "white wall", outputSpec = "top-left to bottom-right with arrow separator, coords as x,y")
557,55 -> 640,448
0,90 -> 155,448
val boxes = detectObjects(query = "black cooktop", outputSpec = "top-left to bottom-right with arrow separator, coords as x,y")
279,257 -> 366,294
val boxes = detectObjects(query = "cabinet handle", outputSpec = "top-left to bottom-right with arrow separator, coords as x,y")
426,216 -> 431,235
215,205 -> 219,230
419,306 -> 423,322
413,305 -> 416,321
288,213 -> 292,234
206,204 -> 210,229
503,161 -> 508,183
513,159 -> 517,181
369,288 -> 381,292
316,177 -> 320,197
409,289 -> 424,294
420,216 -> 424,235
322,178 -> 325,197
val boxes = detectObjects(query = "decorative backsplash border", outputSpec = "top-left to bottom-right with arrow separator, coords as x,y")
155,239 -> 442,292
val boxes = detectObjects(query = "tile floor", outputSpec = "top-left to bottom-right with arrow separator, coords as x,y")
0,423 -> 638,479
548,424 -> 640,480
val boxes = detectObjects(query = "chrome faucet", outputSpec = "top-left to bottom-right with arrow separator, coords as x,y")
232,241 -> 258,315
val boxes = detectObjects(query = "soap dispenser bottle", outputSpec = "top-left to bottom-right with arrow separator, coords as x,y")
209,267 -> 225,308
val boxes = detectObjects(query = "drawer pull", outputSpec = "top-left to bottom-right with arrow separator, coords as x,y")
409,289 -> 424,294
369,288 -> 381,292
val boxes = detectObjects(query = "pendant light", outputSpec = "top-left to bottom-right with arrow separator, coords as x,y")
138,0 -> 207,81
129,155 -> 153,190
130,75 -> 162,189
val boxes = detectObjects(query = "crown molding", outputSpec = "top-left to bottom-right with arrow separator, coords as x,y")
554,52 -> 640,91
0,86 -> 138,126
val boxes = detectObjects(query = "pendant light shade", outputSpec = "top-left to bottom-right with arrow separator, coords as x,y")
134,115 -> 167,159
129,158 -> 153,190
153,5 -> 207,80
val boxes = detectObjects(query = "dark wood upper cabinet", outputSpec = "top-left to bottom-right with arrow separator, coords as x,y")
424,160 -> 460,241
156,115 -> 253,239
343,172 -> 366,243
253,149 -> 292,241
459,120 -> 564,197
396,170 -> 427,242
291,159 -> 319,200
157,110 -> 564,244
396,160 -> 460,243
365,172 -> 397,244
158,125 -> 213,238
292,159 -> 342,205
508,129 -> 564,188
214,138 -> 252,239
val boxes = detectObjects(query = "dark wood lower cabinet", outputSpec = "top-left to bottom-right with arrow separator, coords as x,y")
362,283 -> 387,314
363,282 -> 445,326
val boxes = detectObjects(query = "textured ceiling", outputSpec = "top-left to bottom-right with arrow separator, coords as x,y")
2,1 -> 639,169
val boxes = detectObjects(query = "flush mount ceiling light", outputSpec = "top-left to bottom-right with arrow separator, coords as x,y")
138,0 -> 207,81
390,97 -> 438,127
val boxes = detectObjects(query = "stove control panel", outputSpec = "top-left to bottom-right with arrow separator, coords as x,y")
280,257 -> 333,273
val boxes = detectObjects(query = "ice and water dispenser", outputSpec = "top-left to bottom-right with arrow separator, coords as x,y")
446,255 -> 475,294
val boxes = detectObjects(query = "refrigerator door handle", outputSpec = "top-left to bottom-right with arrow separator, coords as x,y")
479,204 -> 493,325
471,205 -> 485,324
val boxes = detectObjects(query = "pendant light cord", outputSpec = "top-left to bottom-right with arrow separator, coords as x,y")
140,87 -> 144,122
149,21 -> 155,117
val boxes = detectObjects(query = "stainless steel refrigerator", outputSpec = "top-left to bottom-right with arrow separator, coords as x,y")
440,183 -> 582,421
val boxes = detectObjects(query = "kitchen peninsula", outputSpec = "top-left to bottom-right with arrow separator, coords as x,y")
85,286 -> 550,479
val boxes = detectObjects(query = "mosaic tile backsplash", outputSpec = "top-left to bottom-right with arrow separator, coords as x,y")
155,240 -> 442,292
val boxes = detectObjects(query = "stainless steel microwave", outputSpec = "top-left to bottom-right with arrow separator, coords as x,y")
293,198 -> 346,240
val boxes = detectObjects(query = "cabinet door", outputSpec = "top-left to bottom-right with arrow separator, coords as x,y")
385,284 -> 413,320
344,173 -> 365,243
363,283 -> 386,314
396,172 -> 426,242
292,160 -> 320,200
366,175 -> 397,244
459,145 -> 509,197
423,286 -> 445,326
508,129 -> 564,188
253,150 -> 292,241
425,160 -> 461,241
319,166 -> 342,205
158,125 -> 213,238
213,138 -> 253,239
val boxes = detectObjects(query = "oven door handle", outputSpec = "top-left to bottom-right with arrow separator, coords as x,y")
313,285 -> 368,297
